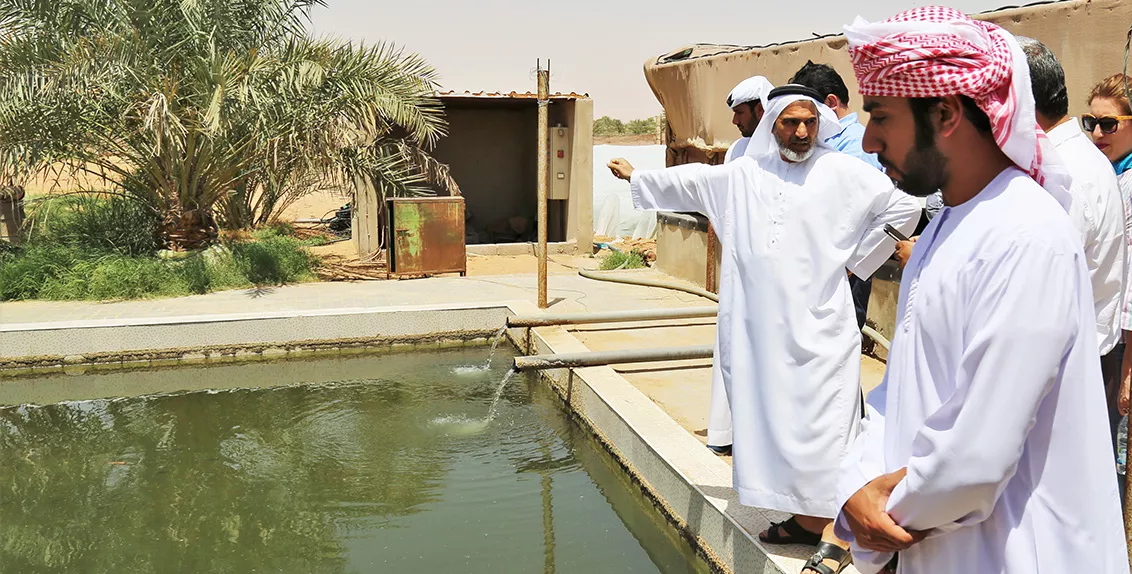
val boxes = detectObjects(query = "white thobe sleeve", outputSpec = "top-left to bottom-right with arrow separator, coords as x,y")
723,143 -> 737,164
629,162 -> 744,229
884,240 -> 1079,533
1066,190 -> 1093,248
1118,175 -> 1132,331
846,187 -> 921,279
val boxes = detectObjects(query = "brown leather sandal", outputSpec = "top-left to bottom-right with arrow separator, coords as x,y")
801,541 -> 853,574
759,516 -> 823,545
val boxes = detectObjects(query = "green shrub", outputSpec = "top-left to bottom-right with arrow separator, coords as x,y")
599,250 -> 646,271
0,239 -> 317,301
1,193 -> 320,301
230,235 -> 317,285
25,195 -> 161,256
0,245 -> 83,300
253,222 -> 296,240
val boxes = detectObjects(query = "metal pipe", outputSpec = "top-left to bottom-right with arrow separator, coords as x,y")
577,269 -> 720,302
513,345 -> 714,371
508,307 -> 718,328
537,62 -> 550,309
862,325 -> 892,352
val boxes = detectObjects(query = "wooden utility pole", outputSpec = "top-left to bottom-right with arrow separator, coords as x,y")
1125,427 -> 1132,564
537,61 -> 550,308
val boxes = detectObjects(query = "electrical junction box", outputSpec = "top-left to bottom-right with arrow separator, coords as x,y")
549,127 -> 571,200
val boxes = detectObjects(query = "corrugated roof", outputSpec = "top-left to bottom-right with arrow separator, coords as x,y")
436,90 -> 590,100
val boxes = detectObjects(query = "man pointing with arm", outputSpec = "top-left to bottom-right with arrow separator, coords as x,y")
609,84 -> 920,574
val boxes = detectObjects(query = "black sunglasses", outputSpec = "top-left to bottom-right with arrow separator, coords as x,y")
1082,114 -> 1132,135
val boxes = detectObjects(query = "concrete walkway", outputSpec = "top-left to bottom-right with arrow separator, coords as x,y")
0,269 -> 713,326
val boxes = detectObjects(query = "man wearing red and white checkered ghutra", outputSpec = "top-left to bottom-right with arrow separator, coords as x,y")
834,7 -> 1128,574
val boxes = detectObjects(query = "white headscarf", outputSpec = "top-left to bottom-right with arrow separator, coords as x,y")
743,93 -> 843,159
727,76 -> 775,110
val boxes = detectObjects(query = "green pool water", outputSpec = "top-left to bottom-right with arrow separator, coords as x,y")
0,347 -> 712,573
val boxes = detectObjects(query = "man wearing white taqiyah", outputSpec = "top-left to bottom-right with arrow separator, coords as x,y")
608,84 -> 920,574
706,75 -> 774,457
722,76 -> 775,163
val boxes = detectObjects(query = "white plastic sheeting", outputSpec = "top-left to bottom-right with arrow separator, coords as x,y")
593,144 -> 666,239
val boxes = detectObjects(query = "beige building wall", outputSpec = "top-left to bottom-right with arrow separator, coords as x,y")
645,0 -> 1132,158
655,216 -> 710,288
566,98 -> 595,249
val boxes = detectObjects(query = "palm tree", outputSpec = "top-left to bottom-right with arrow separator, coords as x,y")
0,0 -> 457,250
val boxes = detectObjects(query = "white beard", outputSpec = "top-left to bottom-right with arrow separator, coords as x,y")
779,144 -> 815,163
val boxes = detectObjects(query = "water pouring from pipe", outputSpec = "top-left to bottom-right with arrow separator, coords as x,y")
451,326 -> 509,375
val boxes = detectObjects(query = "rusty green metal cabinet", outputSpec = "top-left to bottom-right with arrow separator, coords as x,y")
387,197 -> 467,276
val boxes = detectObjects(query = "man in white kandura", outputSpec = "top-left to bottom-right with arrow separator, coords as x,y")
608,84 -> 921,574
707,74 -> 775,457
1018,36 -> 1129,470
722,75 -> 775,163
835,7 -> 1129,574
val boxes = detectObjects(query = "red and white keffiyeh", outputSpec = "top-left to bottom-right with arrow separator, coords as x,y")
844,6 -> 1072,210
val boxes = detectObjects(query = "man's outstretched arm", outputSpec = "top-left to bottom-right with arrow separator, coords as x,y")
608,158 -> 743,227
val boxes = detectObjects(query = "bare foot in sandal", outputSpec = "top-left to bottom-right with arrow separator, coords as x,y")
758,516 -> 853,574
802,520 -> 852,574
802,540 -> 852,574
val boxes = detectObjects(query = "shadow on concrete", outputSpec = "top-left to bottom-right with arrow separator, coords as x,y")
694,483 -> 823,568
244,286 -> 276,299
614,363 -> 712,375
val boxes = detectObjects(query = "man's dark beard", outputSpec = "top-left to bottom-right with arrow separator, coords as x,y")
890,143 -> 948,197
881,108 -> 949,197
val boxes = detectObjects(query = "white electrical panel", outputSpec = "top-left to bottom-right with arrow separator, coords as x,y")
549,127 -> 571,200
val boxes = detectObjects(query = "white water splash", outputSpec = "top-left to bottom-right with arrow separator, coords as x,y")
452,365 -> 491,375
431,367 -> 519,434
429,414 -> 492,435
451,326 -> 509,375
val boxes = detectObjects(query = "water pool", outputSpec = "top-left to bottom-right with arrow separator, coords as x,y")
0,347 -> 711,573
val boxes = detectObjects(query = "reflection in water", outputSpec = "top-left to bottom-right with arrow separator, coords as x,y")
0,348 -> 709,574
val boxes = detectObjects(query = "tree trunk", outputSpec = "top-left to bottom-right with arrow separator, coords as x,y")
162,208 -> 217,251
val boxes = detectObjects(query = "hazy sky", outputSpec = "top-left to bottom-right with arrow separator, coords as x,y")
310,1 -> 1012,120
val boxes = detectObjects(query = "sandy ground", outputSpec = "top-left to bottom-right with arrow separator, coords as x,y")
281,189 -> 351,222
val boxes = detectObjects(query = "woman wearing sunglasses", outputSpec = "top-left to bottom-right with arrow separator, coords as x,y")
1087,74 -> 1132,182
1089,74 -> 1132,474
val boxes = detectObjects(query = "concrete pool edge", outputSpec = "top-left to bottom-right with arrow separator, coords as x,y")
505,300 -> 816,574
0,303 -> 514,372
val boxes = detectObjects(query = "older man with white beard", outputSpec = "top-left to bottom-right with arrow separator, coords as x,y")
607,85 -> 920,574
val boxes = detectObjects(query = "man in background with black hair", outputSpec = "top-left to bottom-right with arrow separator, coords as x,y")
1018,36 -> 1128,471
